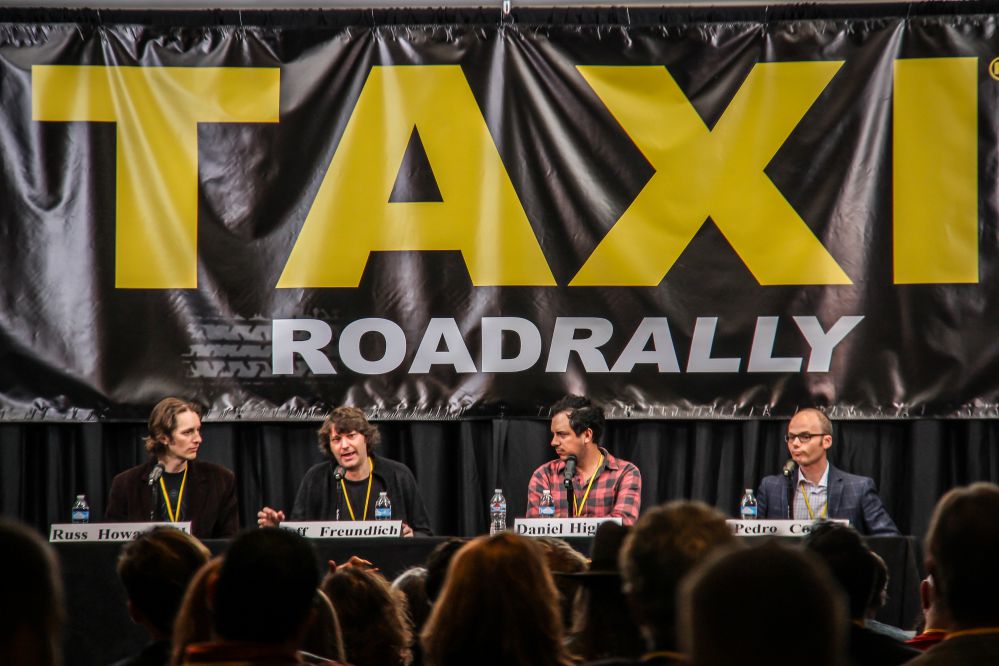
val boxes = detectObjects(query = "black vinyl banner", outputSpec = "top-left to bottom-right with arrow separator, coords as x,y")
2,4 -> 999,420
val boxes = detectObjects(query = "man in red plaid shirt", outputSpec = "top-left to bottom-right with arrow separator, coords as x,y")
526,395 -> 642,525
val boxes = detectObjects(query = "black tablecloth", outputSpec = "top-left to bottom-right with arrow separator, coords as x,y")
55,535 -> 919,666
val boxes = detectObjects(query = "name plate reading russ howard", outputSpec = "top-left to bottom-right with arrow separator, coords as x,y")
727,519 -> 849,537
279,521 -> 403,538
49,522 -> 192,543
513,517 -> 622,537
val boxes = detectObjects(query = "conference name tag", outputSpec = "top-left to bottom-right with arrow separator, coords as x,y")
49,522 -> 192,543
279,520 -> 403,538
727,519 -> 849,537
513,517 -> 622,537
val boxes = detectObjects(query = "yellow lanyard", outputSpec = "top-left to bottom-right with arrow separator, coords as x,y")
159,466 -> 188,523
340,457 -> 374,521
799,481 -> 828,520
572,453 -> 604,517
946,627 -> 999,640
641,650 -> 685,662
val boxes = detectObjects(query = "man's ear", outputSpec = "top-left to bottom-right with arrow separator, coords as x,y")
919,578 -> 933,612
622,584 -> 654,650
206,570 -> 220,611
126,598 -> 142,625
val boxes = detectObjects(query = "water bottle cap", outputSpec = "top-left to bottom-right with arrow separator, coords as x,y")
76,494 -> 85,500
379,491 -> 388,496
745,489 -> 754,495
494,489 -> 502,494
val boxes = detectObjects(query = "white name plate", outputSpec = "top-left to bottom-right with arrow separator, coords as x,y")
513,517 -> 622,537
49,522 -> 192,543
727,518 -> 849,537
279,520 -> 403,538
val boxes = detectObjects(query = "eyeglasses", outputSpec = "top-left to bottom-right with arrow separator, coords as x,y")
784,432 -> 829,444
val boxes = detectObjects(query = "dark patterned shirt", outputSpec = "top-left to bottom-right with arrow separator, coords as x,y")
526,447 -> 641,525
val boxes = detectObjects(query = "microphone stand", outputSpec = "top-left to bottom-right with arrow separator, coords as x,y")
563,457 -> 576,515
785,475 -> 794,519
783,461 -> 796,520
148,463 -> 163,522
334,465 -> 344,521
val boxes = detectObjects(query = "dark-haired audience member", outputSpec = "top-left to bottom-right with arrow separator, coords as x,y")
906,575 -> 951,651
422,532 -> 574,666
180,528 -> 344,665
803,522 -> 919,666
259,406 -> 431,536
680,542 -> 848,666
756,407 -> 899,535
393,567 -> 430,666
618,500 -> 738,664
322,565 -> 412,666
107,397 -> 239,538
565,522 -> 644,664
112,527 -> 209,666
864,551 -> 913,642
423,538 -> 466,604
536,536 -> 588,631
0,519 -> 64,666
301,590 -> 347,665
527,395 -> 641,525
909,482 -> 999,664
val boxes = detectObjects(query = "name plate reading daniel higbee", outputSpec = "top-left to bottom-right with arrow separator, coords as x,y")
49,522 -> 192,543
513,517 -> 622,537
727,518 -> 849,537
280,520 -> 403,538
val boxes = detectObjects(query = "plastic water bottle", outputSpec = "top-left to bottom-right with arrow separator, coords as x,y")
374,492 -> 392,520
489,489 -> 507,535
71,495 -> 90,524
739,489 -> 758,520
539,488 -> 556,518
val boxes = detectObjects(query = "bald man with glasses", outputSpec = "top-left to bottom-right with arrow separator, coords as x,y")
756,408 -> 900,536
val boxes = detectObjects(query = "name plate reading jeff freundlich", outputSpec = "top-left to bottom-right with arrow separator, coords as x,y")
279,520 -> 403,538
727,518 -> 849,537
49,522 -> 192,543
513,517 -> 622,537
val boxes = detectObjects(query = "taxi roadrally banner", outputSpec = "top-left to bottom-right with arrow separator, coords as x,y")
2,3 -> 998,421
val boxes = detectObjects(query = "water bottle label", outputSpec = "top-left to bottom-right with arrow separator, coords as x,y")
375,508 -> 391,520
740,506 -> 758,519
71,510 -> 90,523
539,506 -> 555,517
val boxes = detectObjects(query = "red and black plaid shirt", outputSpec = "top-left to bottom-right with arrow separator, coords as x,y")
526,447 -> 641,525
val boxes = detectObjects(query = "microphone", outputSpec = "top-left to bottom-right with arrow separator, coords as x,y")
148,463 -> 165,486
563,455 -> 577,489
334,465 -> 345,481
782,459 -> 797,519
148,463 -> 164,522
782,459 -> 797,478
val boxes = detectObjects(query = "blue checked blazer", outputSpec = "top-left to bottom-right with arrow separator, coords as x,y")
756,463 -> 900,536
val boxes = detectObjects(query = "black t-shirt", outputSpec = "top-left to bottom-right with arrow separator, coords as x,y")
156,470 -> 186,522
342,475 -> 387,521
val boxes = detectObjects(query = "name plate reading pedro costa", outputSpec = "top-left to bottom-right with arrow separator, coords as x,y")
280,520 -> 403,538
727,519 -> 849,537
49,522 -> 192,543
513,517 -> 622,537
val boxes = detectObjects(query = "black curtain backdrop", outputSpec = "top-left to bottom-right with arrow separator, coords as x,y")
4,418 -> 999,542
